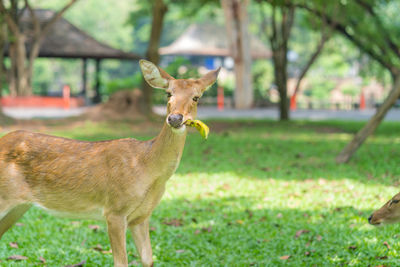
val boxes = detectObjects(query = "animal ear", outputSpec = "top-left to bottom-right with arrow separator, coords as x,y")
199,67 -> 221,92
139,59 -> 174,89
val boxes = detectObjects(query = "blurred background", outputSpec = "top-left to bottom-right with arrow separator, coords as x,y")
1,1 -> 400,265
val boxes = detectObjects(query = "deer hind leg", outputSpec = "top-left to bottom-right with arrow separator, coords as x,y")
0,203 -> 31,238
129,218 -> 153,267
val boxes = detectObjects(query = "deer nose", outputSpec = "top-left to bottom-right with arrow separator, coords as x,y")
368,215 -> 373,224
167,114 -> 183,128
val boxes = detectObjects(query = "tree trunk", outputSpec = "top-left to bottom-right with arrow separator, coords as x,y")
336,75 -> 400,163
267,5 -> 295,121
273,48 -> 289,120
140,0 -> 167,115
0,0 -> 79,97
221,0 -> 253,109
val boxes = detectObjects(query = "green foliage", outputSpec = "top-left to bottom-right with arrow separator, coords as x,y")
252,60 -> 274,99
306,78 -> 335,99
1,119 -> 400,265
105,73 -> 142,96
341,84 -> 360,97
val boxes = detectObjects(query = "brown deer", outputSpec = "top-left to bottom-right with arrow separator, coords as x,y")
0,60 -> 220,267
369,192 -> 400,226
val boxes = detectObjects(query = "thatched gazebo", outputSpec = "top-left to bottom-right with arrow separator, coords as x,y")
159,24 -> 271,60
5,9 -> 141,103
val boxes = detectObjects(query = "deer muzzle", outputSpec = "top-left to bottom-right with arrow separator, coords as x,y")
167,114 -> 184,128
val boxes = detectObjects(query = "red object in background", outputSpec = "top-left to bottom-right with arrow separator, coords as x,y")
360,92 -> 366,110
217,86 -> 224,111
63,85 -> 71,109
1,96 -> 84,109
290,95 -> 297,111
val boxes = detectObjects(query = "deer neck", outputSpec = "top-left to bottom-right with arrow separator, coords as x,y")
146,122 -> 187,180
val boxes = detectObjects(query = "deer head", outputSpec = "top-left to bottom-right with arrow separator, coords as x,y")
369,192 -> 400,226
139,60 -> 220,131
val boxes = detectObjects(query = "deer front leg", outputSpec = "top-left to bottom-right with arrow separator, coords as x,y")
129,218 -> 153,267
106,213 -> 128,267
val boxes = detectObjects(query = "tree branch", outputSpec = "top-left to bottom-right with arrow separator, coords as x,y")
295,3 -> 396,75
0,1 -> 20,34
40,0 -> 79,38
354,0 -> 400,59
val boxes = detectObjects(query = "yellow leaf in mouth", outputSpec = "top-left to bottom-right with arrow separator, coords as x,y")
185,119 -> 210,139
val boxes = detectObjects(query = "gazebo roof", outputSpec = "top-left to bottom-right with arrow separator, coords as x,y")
159,24 -> 271,59
7,9 -> 141,60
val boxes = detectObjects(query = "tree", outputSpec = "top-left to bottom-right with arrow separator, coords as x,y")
140,0 -> 168,115
0,0 -> 78,96
129,0 -> 220,115
296,0 -> 400,163
257,0 -> 337,120
260,0 -> 295,120
221,0 -> 253,109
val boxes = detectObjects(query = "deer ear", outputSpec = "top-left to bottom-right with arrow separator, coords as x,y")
139,59 -> 174,89
199,67 -> 221,92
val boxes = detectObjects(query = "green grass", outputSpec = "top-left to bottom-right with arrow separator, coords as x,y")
1,119 -> 400,266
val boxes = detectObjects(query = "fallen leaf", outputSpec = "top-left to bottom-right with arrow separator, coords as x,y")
276,213 -> 283,218
39,256 -> 46,264
305,251 -> 311,256
295,229 -> 310,238
383,241 -> 391,249
150,227 -> 156,232
245,209 -> 253,219
194,229 -> 201,235
348,245 -> 357,250
9,242 -> 18,248
316,235 -> 323,241
376,256 -> 388,260
201,226 -> 212,233
15,223 -> 24,227
176,249 -> 185,253
64,260 -> 86,267
7,255 -> 28,261
219,183 -> 231,191
236,219 -> 244,225
162,218 -> 183,227
279,255 -> 290,260
92,244 -> 104,252
259,216 -> 267,222
88,225 -> 100,232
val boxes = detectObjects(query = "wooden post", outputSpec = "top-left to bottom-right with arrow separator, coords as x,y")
93,59 -> 102,104
81,58 -> 87,98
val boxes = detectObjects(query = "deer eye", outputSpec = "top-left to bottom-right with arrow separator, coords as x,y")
193,96 -> 199,102
391,199 -> 400,205
166,92 -> 172,98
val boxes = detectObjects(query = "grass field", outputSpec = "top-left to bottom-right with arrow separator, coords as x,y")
0,118 -> 399,266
